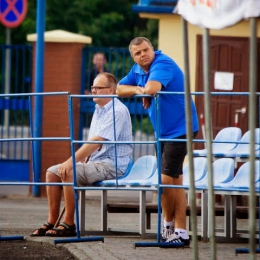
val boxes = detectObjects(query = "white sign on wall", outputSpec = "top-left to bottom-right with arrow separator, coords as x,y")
214,72 -> 234,90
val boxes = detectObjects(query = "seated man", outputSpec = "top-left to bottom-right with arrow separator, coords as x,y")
31,72 -> 133,237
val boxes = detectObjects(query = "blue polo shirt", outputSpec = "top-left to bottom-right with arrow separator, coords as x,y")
119,50 -> 199,139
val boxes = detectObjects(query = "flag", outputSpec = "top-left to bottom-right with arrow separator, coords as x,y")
174,0 -> 260,29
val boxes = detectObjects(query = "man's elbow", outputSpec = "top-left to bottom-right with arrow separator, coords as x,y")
144,90 -> 153,95
145,87 -> 156,96
116,85 -> 125,96
145,81 -> 161,95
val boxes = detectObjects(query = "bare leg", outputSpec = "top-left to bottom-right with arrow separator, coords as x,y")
46,169 -> 75,234
172,175 -> 186,229
31,171 -> 62,235
46,171 -> 62,224
161,174 -> 175,222
62,170 -> 75,226
161,174 -> 186,229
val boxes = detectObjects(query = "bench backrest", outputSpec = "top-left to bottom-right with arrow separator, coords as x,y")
183,157 -> 208,185
195,158 -> 234,187
100,155 -> 157,186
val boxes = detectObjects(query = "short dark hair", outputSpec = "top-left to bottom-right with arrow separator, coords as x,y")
129,37 -> 153,53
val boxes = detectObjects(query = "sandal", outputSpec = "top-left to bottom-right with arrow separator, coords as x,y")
45,222 -> 76,237
30,222 -> 54,237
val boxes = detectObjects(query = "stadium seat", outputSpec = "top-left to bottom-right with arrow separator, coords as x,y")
193,127 -> 242,157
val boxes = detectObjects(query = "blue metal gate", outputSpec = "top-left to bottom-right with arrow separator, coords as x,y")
0,44 -> 32,181
0,45 -> 156,182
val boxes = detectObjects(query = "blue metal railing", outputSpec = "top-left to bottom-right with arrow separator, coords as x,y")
0,91 -> 259,247
0,45 -> 154,162
0,44 -> 32,160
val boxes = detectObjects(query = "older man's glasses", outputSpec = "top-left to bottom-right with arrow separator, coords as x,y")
91,86 -> 111,91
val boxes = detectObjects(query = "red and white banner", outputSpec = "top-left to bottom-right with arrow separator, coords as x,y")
174,0 -> 260,29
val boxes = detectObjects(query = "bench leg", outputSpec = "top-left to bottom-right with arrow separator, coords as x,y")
140,190 -> 146,237
147,213 -> 151,229
101,190 -> 107,232
79,190 -> 86,235
201,190 -> 208,242
223,195 -> 231,238
230,195 -> 237,238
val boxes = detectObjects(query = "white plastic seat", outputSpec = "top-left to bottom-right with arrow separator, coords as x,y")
129,169 -> 158,187
100,155 -> 157,187
129,157 -> 208,187
212,128 -> 260,159
193,127 -> 242,157
183,157 -> 208,185
217,161 -> 260,189
195,158 -> 235,188
234,128 -> 260,159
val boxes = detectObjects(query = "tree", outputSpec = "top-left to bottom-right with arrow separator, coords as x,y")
0,0 -> 158,48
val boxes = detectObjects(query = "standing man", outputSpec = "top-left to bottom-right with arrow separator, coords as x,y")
31,72 -> 133,237
117,37 -> 199,246
85,52 -> 108,93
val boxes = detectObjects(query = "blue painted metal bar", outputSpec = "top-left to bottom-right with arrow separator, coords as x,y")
111,97 -> 120,186
155,94 -> 163,244
32,0 -> 46,197
0,137 -> 70,142
53,94 -> 104,244
29,95 -> 36,181
75,92 -> 257,98
158,91 -> 260,96
235,248 -> 260,255
132,4 -> 175,13
0,92 -> 70,97
0,182 -> 73,186
72,140 -> 155,145
0,235 -> 24,241
134,95 -> 163,248
132,0 -> 179,13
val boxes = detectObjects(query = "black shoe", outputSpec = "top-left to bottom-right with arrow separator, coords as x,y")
166,232 -> 190,247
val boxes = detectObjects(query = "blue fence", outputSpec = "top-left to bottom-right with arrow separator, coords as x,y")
0,45 -> 155,182
0,45 -> 32,180
0,44 -> 32,160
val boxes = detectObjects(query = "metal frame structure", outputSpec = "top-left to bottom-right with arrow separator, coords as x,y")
0,91 -> 72,242
133,15 -> 260,260
1,1 -> 259,259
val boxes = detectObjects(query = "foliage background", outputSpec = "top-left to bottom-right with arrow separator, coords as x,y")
0,0 -> 158,48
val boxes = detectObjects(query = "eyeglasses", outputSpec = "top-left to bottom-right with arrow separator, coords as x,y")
91,86 -> 111,91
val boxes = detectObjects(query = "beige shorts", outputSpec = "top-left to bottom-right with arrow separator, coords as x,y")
47,161 -> 123,186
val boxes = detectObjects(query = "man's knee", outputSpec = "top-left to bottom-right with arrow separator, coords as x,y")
161,174 -> 183,185
46,171 -> 60,182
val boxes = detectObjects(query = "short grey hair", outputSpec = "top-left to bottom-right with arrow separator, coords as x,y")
129,37 -> 153,53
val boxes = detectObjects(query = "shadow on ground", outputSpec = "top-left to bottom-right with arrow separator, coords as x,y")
0,239 -> 76,260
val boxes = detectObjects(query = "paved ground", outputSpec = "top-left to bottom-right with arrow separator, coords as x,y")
1,191 -> 260,260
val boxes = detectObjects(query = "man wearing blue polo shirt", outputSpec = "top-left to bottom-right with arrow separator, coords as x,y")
117,37 -> 199,246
